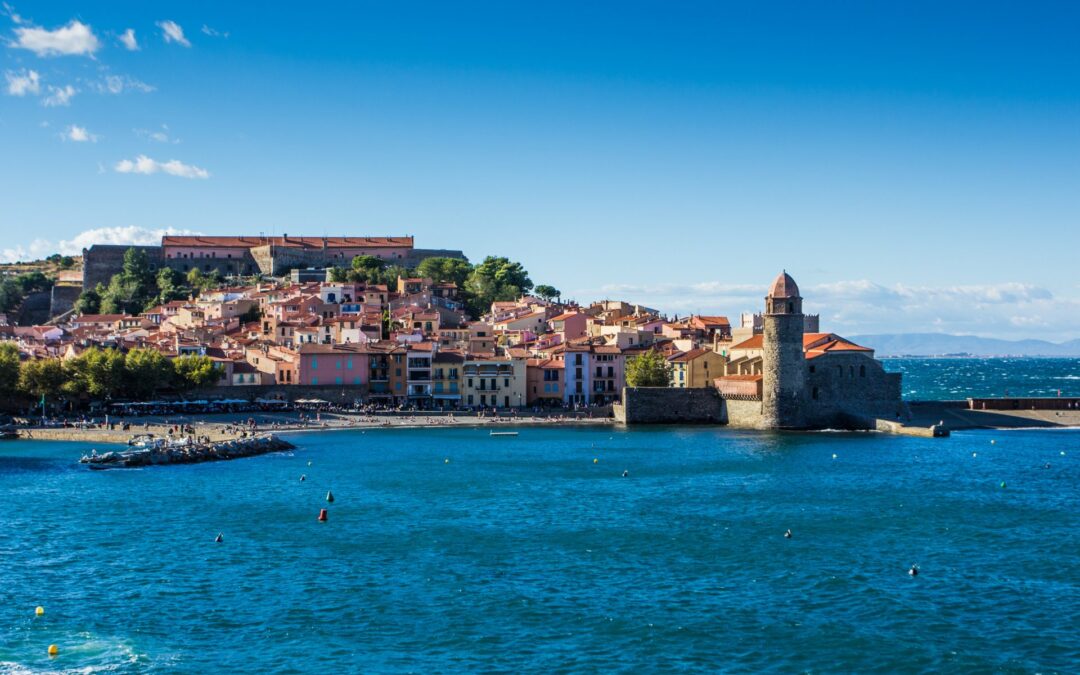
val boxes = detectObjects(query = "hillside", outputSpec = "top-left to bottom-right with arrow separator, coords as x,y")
850,333 -> 1080,357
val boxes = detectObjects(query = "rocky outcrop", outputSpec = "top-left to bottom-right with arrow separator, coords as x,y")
80,434 -> 295,468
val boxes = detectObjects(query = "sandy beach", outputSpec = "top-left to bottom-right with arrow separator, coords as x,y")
15,411 -> 615,444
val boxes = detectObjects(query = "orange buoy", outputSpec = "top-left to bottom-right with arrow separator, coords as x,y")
318,508 -> 328,522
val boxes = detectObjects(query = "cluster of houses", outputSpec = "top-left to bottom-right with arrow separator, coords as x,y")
1,271 -> 883,410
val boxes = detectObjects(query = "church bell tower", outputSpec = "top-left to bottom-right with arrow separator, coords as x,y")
761,271 -> 806,428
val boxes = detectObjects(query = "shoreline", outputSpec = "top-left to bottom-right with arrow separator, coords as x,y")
9,402 -> 1079,445
12,412 -> 615,444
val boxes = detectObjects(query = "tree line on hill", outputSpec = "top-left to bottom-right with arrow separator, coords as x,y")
0,343 -> 221,406
72,247 -> 561,321
0,271 -> 54,315
328,254 -> 559,317
75,248 -> 224,316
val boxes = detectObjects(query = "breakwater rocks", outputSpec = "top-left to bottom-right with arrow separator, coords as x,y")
80,434 -> 296,469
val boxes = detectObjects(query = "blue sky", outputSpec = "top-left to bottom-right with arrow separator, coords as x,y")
2,2 -> 1078,339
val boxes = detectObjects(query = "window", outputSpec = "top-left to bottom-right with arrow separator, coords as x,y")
311,376 -> 318,385
335,377 -> 342,385
480,394 -> 487,405
504,378 -> 509,387
812,387 -> 819,400
468,394 -> 474,405
809,365 -> 816,373
552,383 -> 558,392
860,365 -> 866,377
607,366 -> 614,377
336,360 -> 342,370
347,359 -> 353,370
575,354 -> 583,365
353,377 -> 360,385
311,357 -> 318,369
468,378 -> 473,387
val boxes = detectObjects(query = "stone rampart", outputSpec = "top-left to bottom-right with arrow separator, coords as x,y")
616,387 -> 726,424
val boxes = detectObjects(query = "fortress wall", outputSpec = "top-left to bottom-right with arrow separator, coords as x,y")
50,284 -> 83,317
723,398 -> 764,429
617,387 -> 726,424
82,245 -> 165,290
804,353 -> 905,424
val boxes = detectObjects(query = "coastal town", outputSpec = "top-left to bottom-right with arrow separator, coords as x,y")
0,233 -> 909,430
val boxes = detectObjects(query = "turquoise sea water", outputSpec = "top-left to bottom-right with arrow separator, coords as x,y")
884,357 -> 1080,400
1,425 -> 1078,673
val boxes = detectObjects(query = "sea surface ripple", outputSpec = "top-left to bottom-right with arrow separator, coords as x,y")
1,425 -> 1078,673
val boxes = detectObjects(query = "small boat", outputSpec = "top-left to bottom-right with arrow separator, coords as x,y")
489,431 -> 519,437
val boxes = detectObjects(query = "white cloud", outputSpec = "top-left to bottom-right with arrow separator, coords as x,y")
118,28 -> 138,51
114,154 -> 209,179
0,226 -> 202,263
201,24 -> 228,38
41,84 -> 75,106
2,2 -> 24,25
156,20 -> 190,47
4,68 -> 40,95
64,124 -> 97,142
90,74 -> 155,95
572,277 -> 1080,341
12,19 -> 100,57
136,124 -> 178,144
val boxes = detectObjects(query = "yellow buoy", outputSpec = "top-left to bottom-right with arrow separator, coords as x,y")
48,644 -> 58,656
35,606 -> 44,616
593,458 -> 598,464
444,458 -> 449,464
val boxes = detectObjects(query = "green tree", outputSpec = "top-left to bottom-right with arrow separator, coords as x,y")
98,247 -> 159,314
122,248 -> 154,287
172,355 -> 221,391
155,268 -> 189,305
18,358 -> 68,400
464,256 -> 533,316
124,348 -> 173,399
327,266 -> 349,283
65,348 -> 126,399
350,255 -> 387,282
74,288 -> 102,314
625,349 -> 673,387
534,284 -> 560,302
0,342 -> 21,397
415,257 -> 473,287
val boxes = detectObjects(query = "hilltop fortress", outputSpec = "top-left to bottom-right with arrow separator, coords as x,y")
83,235 -> 465,289
617,271 -> 909,431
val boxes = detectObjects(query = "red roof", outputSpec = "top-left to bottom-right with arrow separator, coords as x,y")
162,235 -> 413,249
730,335 -> 764,350
768,271 -> 800,298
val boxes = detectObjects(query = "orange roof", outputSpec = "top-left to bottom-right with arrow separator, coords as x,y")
716,374 -> 762,382
669,348 -> 711,362
730,334 -> 763,350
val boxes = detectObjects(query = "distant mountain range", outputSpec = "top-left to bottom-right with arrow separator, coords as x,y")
848,333 -> 1080,357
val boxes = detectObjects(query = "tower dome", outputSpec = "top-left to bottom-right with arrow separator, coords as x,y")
768,271 -> 800,299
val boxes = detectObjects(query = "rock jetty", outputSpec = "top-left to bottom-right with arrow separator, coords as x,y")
79,434 -> 295,469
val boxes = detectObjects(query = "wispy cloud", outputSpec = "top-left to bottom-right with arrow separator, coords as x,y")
135,124 -> 179,144
89,73 -> 155,95
118,28 -> 138,51
64,124 -> 97,142
156,20 -> 190,47
114,154 -> 209,179
571,277 -> 1080,340
12,19 -> 100,57
0,226 -> 201,263
4,68 -> 39,95
41,83 -> 75,106
1,2 -> 25,25
201,24 -> 229,38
